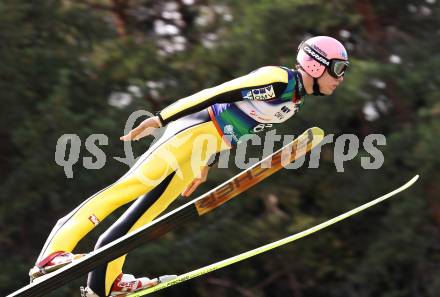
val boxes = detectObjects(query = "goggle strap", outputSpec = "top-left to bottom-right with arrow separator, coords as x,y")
299,42 -> 331,67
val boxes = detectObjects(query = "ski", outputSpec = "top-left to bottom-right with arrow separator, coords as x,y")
129,175 -> 420,296
7,127 -> 324,297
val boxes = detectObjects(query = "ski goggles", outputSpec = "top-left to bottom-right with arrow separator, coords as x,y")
299,42 -> 349,78
329,59 -> 349,78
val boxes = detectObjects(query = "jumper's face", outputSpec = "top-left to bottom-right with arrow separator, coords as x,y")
317,69 -> 344,95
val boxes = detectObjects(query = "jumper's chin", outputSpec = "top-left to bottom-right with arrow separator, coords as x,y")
323,85 -> 338,95
321,89 -> 334,96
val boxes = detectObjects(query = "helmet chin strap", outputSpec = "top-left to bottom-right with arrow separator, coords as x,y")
313,77 -> 325,96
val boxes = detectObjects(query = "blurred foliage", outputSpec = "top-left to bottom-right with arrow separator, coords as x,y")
0,0 -> 439,296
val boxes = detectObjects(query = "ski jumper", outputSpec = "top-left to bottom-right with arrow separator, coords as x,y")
35,66 -> 306,296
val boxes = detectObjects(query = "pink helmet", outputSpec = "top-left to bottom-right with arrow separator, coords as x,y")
297,36 -> 349,78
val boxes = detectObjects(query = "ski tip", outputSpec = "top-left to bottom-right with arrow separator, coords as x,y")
309,127 -> 324,136
307,127 -> 325,143
398,174 -> 420,193
311,127 -> 324,137
410,174 -> 420,184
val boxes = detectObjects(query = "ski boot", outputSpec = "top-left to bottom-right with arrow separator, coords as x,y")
29,251 -> 86,283
80,273 -> 177,297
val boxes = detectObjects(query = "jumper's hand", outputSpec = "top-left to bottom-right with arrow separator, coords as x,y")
182,166 -> 210,197
120,116 -> 162,141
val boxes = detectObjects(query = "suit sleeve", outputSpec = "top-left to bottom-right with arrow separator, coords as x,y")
157,66 -> 289,126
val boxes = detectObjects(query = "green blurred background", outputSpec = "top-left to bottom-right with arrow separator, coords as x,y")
1,0 -> 439,296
